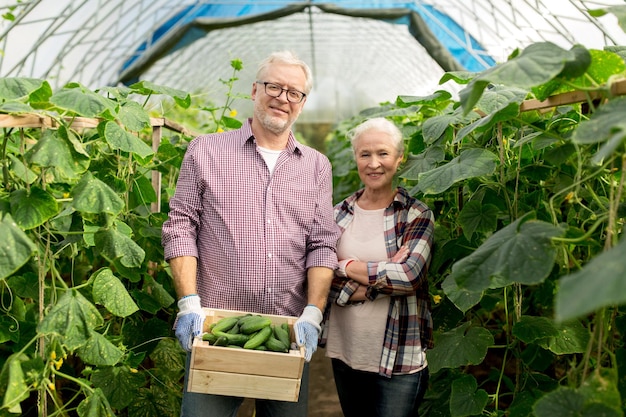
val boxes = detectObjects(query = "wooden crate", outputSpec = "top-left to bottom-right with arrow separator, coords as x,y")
188,308 -> 305,402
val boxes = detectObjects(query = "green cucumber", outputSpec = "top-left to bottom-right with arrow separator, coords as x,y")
243,326 -> 273,349
213,335 -> 229,346
227,323 -> 240,334
212,330 -> 249,347
265,335 -> 288,352
240,316 -> 273,335
202,332 -> 218,344
211,316 -> 240,333
274,323 -> 291,348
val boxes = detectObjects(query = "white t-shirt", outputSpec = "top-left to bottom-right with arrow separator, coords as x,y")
257,145 -> 282,174
326,202 -> 390,372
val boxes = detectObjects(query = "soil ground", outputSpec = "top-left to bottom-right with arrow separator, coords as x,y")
236,347 -> 344,416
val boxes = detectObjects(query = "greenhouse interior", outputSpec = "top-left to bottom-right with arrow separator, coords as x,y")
2,1 -> 626,417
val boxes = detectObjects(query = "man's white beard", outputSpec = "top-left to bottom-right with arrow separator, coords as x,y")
256,108 -> 292,135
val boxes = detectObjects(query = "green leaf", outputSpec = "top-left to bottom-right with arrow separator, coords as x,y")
129,80 -> 191,109
449,215 -> 563,293
536,320 -> 589,355
92,268 -> 139,317
25,129 -> 90,180
128,174 -> 157,209
398,146 -> 445,180
77,387 -> 115,417
421,106 -> 479,144
59,124 -> 90,158
534,385 -> 621,417
77,330 -> 124,366
142,275 -> 175,308
118,100 -> 151,132
460,42 -> 580,113
91,366 -> 146,409
221,116 -> 242,129
557,44 -> 592,79
0,101 -> 34,113
72,171 -> 125,215
455,86 -> 527,143
7,154 -> 37,184
427,322 -> 494,374
0,77 -> 49,100
512,316 -> 560,344
555,236 -> 626,322
441,274 -> 484,314
0,213 -> 37,280
534,387 -> 584,417
94,227 -> 145,268
127,384 -> 181,417
37,289 -> 104,350
458,201 -> 499,240
578,368 -> 622,414
415,148 -> 498,195
449,374 -> 489,417
0,353 -> 29,414
100,121 -> 154,159
150,338 -> 185,379
50,84 -> 117,118
9,186 -> 59,230
572,96 -> 626,147
131,289 -> 164,314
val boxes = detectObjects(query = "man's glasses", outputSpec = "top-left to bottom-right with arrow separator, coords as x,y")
256,81 -> 306,103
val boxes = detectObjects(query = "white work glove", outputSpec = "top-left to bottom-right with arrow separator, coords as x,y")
174,295 -> 205,352
294,305 -> 323,362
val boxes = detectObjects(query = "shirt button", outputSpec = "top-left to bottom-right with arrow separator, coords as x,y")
267,288 -> 272,293
268,253 -> 272,259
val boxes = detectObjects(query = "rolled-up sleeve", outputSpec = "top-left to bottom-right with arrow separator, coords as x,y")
161,139 -> 204,261
305,155 -> 341,270
369,207 -> 435,295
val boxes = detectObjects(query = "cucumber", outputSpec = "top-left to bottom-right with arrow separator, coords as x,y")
213,335 -> 229,346
240,316 -> 273,335
211,316 -> 240,333
227,323 -> 240,334
265,335 -> 288,352
237,314 -> 255,326
202,332 -> 218,344
212,330 -> 249,347
274,323 -> 291,348
243,326 -> 273,349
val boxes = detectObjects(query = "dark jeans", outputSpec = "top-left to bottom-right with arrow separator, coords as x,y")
331,358 -> 429,417
181,353 -> 310,417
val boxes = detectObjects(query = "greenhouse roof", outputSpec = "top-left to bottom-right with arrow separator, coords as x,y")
2,0 -> 626,123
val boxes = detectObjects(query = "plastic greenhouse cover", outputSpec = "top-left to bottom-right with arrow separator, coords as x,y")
1,0 -> 626,123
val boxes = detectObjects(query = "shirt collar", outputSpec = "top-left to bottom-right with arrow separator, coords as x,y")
342,187 -> 410,212
242,118 -> 302,156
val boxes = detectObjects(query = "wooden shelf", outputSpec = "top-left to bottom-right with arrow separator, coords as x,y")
520,78 -> 626,112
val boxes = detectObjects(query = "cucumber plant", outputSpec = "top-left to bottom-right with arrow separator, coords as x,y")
0,61 -> 244,416
327,30 -> 626,417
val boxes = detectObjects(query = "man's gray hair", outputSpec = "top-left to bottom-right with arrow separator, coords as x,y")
256,50 -> 313,94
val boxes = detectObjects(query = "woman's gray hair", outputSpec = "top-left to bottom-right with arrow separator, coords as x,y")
256,50 -> 313,94
348,117 -> 405,156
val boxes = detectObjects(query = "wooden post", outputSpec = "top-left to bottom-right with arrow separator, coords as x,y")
151,124 -> 162,213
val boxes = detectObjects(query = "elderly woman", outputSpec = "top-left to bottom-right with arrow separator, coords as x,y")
324,117 -> 435,417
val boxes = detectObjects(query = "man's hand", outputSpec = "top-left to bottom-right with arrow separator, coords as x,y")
294,305 -> 323,362
174,295 -> 205,352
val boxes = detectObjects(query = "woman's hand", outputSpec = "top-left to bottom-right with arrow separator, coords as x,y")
391,245 -> 409,263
